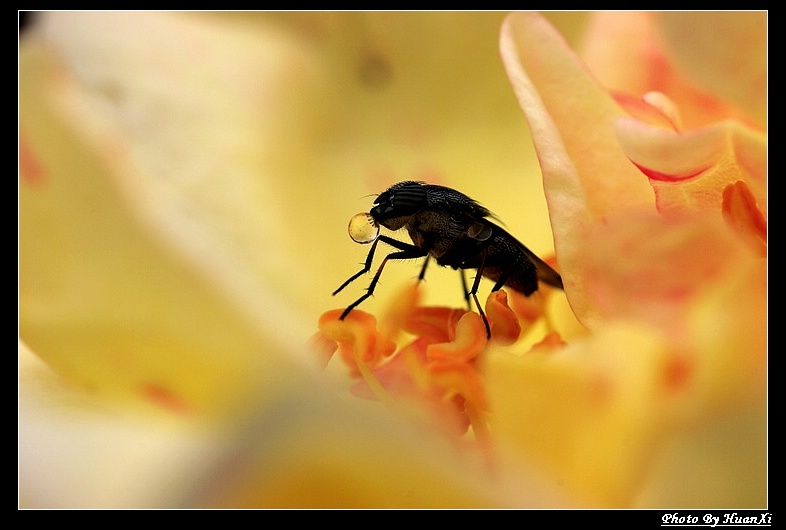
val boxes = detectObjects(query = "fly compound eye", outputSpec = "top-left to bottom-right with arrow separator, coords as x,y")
388,181 -> 427,212
348,212 -> 380,244
371,181 -> 427,221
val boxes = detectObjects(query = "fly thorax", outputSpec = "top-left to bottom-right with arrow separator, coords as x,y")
378,216 -> 411,231
406,224 -> 429,251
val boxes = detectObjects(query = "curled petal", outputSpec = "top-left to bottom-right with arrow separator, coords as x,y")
318,310 -> 396,374
722,181 -> 767,256
426,312 -> 487,363
485,290 -> 521,346
404,306 -> 466,344
507,289 -> 546,330
640,92 -> 682,130
612,92 -> 680,131
616,117 -> 767,219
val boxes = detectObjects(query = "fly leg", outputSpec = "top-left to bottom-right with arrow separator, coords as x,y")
467,249 -> 492,339
459,270 -> 472,310
418,255 -> 430,281
490,268 -> 511,292
333,237 -> 382,296
336,235 -> 427,320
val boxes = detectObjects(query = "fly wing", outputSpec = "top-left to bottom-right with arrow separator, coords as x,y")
467,221 -> 493,242
522,246 -> 563,289
424,184 -> 492,219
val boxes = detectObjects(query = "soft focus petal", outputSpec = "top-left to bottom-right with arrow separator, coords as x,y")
633,401 -> 766,508
22,337 -> 575,509
192,387 -> 577,509
486,210 -> 765,507
487,318 -> 765,507
578,12 -> 766,129
686,251 -> 766,412
20,13 -> 323,416
578,212 -> 766,414
486,323 -> 674,506
657,11 -> 767,127
19,339 -> 241,508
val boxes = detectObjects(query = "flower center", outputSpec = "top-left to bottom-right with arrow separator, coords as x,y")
311,278 -> 562,445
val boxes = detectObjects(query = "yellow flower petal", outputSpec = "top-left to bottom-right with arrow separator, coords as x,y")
19,17 -> 313,417
486,322 -> 673,506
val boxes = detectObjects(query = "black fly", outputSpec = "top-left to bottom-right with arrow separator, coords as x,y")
333,181 -> 564,338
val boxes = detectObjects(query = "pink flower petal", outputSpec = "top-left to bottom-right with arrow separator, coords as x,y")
612,92 -> 681,131
577,211 -> 759,335
615,117 -> 767,218
657,12 -> 767,127
500,12 -> 657,327
579,12 -> 765,129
